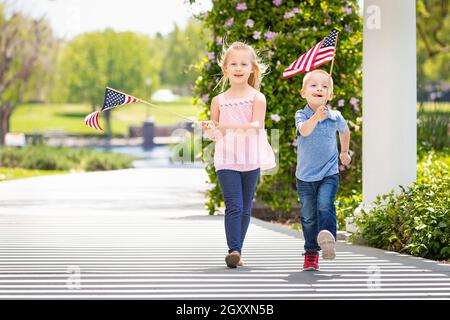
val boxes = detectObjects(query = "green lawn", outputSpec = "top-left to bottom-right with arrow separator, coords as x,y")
0,167 -> 66,181
10,97 -> 202,136
418,101 -> 450,112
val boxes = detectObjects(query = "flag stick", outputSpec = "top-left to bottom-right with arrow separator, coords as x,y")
105,87 -> 200,125
139,99 -> 199,124
324,30 -> 339,107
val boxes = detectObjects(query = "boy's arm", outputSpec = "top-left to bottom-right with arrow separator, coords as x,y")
339,127 -> 350,152
298,106 -> 327,136
338,127 -> 351,165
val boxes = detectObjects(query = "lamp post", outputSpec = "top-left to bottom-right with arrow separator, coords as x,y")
145,77 -> 152,119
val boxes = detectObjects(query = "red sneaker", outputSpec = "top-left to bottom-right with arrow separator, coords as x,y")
303,253 -> 319,271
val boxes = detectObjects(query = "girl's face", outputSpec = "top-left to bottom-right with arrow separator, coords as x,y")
224,49 -> 254,86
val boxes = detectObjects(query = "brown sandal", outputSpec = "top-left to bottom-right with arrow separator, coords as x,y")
225,251 -> 240,268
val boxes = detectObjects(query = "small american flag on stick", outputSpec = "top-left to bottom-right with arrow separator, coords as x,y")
283,29 -> 339,79
101,87 -> 140,112
84,87 -> 200,132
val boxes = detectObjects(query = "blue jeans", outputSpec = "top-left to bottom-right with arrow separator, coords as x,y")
217,168 -> 260,254
296,174 -> 339,253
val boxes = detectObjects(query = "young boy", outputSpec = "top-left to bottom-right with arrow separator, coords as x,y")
295,69 -> 351,271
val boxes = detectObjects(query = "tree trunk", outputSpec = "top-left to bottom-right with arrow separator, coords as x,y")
0,103 -> 13,145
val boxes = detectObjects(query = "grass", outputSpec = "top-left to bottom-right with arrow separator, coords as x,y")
0,167 -> 66,181
417,101 -> 450,112
10,97 -> 202,136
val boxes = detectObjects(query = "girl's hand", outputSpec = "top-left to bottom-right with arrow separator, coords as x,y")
201,120 -> 216,130
340,151 -> 351,166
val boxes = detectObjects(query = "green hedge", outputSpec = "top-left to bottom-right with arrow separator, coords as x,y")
191,0 -> 363,214
352,151 -> 450,261
0,146 -> 134,172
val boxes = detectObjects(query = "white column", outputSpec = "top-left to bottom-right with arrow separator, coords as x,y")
347,0 -> 417,232
363,0 -> 417,204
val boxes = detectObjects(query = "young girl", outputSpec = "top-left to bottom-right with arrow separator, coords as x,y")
201,41 -> 276,268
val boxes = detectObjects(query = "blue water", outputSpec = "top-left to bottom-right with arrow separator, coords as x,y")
95,145 -> 205,169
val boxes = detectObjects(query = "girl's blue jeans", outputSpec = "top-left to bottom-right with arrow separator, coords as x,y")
296,174 -> 339,253
217,168 -> 260,255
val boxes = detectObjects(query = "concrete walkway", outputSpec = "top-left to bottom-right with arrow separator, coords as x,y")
0,168 -> 449,299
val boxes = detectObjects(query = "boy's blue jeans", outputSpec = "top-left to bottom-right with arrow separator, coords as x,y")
217,168 -> 260,255
296,174 -> 339,253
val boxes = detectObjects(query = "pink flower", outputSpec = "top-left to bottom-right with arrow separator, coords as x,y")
283,11 -> 295,19
225,18 -> 234,27
216,37 -> 223,46
292,8 -> 299,13
236,3 -> 247,11
272,0 -> 282,6
342,7 -> 352,15
344,25 -> 351,32
205,63 -> 211,71
202,94 -> 209,103
339,165 -> 346,172
338,99 -> 345,108
207,52 -> 215,61
245,19 -> 254,28
271,114 -> 281,122
264,31 -> 277,40
325,18 -> 331,25
349,97 -> 359,106
252,31 -> 261,40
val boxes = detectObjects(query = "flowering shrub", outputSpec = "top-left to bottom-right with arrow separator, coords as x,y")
191,0 -> 363,214
352,151 -> 450,260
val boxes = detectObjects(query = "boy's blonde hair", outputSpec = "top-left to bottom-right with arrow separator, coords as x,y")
217,41 -> 268,92
302,69 -> 334,94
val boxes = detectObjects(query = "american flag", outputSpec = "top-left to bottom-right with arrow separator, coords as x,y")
84,110 -> 103,131
282,29 -> 339,79
100,87 -> 140,112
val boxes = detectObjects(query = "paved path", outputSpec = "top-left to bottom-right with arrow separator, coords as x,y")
0,168 -> 449,299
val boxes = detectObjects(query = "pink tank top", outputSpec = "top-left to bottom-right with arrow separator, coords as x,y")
214,91 -> 276,172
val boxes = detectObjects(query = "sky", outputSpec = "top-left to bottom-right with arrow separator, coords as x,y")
7,0 -> 212,39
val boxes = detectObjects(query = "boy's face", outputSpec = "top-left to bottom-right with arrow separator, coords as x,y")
301,72 -> 333,108
224,49 -> 254,85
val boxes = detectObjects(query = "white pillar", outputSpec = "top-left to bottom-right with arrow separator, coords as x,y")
347,0 -> 417,232
363,0 -> 417,204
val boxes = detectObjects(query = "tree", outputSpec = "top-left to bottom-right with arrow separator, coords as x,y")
56,30 -> 163,137
0,4 -> 54,145
416,0 -> 449,101
191,0 -> 363,215
159,18 -> 210,94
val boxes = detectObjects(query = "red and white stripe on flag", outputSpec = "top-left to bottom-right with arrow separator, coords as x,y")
124,96 -> 139,104
282,30 -> 338,79
84,111 -> 103,131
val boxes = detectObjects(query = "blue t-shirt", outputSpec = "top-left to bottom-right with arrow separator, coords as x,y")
295,104 -> 348,182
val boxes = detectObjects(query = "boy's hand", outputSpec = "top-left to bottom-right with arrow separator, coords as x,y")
340,151 -> 351,166
314,105 -> 328,122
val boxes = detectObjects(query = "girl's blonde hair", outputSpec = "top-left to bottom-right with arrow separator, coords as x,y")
217,41 -> 268,92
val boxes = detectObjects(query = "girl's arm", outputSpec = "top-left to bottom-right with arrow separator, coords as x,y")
217,92 -> 266,134
201,97 -> 220,141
